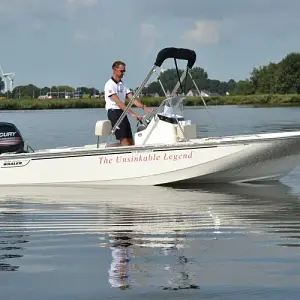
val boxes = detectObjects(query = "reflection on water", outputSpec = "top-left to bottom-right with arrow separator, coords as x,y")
108,229 -> 200,291
108,231 -> 132,289
0,180 -> 300,298
0,201 -> 28,272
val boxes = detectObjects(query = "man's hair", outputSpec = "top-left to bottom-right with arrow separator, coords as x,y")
112,60 -> 126,69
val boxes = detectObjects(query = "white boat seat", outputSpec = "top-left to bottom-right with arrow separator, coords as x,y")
95,120 -> 112,137
176,122 -> 197,141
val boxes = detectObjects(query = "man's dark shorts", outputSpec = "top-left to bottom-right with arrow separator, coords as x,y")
107,109 -> 133,140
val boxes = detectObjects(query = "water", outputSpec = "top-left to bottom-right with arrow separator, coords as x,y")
1,106 -> 300,299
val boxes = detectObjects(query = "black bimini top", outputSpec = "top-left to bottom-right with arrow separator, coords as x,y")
154,47 -> 197,69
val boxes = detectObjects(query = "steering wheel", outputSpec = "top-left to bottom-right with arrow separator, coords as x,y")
136,115 -> 150,131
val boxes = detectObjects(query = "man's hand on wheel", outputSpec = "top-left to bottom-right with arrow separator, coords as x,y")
132,113 -> 143,121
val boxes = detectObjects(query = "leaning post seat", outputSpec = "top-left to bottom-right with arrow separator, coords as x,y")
95,120 -> 116,148
95,120 -> 112,137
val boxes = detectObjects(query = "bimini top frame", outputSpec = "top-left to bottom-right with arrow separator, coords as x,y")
108,47 -> 197,142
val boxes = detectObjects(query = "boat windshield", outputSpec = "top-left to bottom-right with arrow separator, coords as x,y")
143,95 -> 185,124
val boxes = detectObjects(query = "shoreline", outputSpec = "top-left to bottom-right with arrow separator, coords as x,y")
0,94 -> 300,110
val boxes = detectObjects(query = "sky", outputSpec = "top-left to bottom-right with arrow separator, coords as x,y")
1,0 -> 300,91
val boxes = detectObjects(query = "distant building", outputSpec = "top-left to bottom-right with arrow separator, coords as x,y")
37,91 -> 82,100
186,89 -> 221,97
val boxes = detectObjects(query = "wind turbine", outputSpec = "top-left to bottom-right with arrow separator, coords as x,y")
0,65 -> 16,93
8,72 -> 15,92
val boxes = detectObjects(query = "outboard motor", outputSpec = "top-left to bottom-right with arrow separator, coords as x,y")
0,122 -> 25,154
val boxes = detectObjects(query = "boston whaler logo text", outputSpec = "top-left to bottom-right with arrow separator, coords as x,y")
99,150 -> 193,164
3,161 -> 22,166
1,159 -> 30,168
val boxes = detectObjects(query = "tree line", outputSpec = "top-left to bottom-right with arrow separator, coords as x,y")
1,51 -> 300,99
0,85 -> 101,99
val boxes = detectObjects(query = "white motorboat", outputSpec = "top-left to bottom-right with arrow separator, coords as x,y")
1,47 -> 300,186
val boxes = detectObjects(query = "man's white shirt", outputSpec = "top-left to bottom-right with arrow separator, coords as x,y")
104,77 -> 131,110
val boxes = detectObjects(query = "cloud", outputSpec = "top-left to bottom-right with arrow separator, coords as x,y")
32,19 -> 43,31
72,26 -> 114,44
73,31 -> 91,40
67,0 -> 98,7
122,0 -> 300,41
140,23 -> 159,56
0,1 -> 10,12
182,20 -> 221,46
126,0 -> 297,21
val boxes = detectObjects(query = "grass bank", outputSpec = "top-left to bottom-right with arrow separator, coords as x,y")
194,94 -> 300,106
1,94 -> 300,110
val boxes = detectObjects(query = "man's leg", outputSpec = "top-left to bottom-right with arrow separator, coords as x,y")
118,115 -> 134,146
108,109 -> 134,146
107,109 -> 121,145
120,137 -> 134,146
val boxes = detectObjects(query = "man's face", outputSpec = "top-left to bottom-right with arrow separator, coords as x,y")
114,64 -> 126,79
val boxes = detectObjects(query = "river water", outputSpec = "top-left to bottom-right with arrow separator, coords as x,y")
0,106 -> 300,299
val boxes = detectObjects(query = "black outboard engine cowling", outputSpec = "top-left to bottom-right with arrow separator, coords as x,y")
0,122 -> 25,154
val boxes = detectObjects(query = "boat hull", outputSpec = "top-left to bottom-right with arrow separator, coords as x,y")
0,131 -> 300,186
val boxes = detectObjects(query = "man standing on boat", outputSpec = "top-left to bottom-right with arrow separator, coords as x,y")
104,60 -> 152,146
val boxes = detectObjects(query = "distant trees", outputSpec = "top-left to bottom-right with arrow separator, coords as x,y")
145,67 -> 233,96
248,53 -> 300,94
2,85 -> 100,99
234,52 -> 300,95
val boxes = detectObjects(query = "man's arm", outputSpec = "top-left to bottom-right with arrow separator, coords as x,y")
127,92 -> 152,113
110,94 -> 141,119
